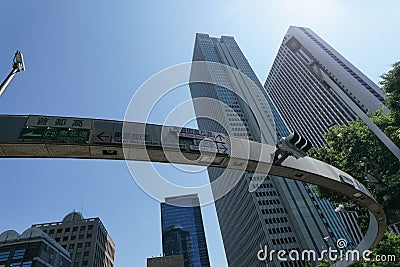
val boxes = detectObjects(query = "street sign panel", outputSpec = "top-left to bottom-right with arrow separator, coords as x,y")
170,126 -> 227,143
19,128 -> 90,142
26,115 -> 93,129
92,131 -> 158,146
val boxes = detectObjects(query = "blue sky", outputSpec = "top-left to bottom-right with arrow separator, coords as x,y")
0,1 -> 399,266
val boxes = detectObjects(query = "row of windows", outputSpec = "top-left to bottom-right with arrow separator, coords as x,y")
255,184 -> 274,192
268,226 -> 292,234
8,261 -> 32,267
258,199 -> 281,205
280,260 -> 303,267
68,242 -> 91,249
71,250 -> 90,258
255,189 -> 277,197
54,233 -> 92,242
265,216 -> 288,224
44,225 -> 94,235
272,236 -> 297,245
0,249 -> 25,262
73,260 -> 89,266
261,207 -> 286,215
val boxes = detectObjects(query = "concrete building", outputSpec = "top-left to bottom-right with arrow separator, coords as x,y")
161,194 -> 210,267
189,33 -> 343,267
0,227 -> 71,267
32,212 -> 115,267
147,255 -> 185,267
265,26 -> 386,148
264,26 -> 389,243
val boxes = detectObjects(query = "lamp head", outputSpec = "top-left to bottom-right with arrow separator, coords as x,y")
13,51 -> 25,71
334,204 -> 345,213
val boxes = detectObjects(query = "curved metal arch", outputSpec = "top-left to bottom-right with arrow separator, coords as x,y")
0,115 -> 386,266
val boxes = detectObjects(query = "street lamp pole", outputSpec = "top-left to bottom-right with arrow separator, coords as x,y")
0,51 -> 25,97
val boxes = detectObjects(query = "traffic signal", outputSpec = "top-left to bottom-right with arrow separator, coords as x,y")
285,132 -> 312,153
277,132 -> 313,159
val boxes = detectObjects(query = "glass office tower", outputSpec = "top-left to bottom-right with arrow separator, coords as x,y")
189,33 -> 343,267
161,194 -> 210,267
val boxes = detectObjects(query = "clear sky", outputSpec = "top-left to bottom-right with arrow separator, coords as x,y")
0,1 -> 399,266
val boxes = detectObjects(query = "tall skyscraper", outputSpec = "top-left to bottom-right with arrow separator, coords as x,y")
32,212 -> 115,267
264,26 -> 389,243
0,227 -> 71,267
189,33 -> 343,267
161,194 -> 210,267
265,26 -> 386,148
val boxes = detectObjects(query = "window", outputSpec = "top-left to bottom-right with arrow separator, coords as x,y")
13,249 -> 26,260
84,251 -> 89,257
63,236 -> 68,241
79,234 -> 84,239
86,233 -> 92,239
77,243 -> 83,249
57,229 -> 63,234
65,228 -> 70,233
71,236 -> 76,240
0,251 -> 10,262
49,229 -> 55,234
88,225 -> 93,230
85,242 -> 91,248
80,226 -> 86,231
55,237 -> 61,242
73,227 -> 78,232
69,244 -> 75,249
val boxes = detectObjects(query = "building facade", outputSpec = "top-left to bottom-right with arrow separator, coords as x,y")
0,227 -> 71,267
189,33 -> 343,267
161,194 -> 210,267
32,212 -> 115,267
264,26 -> 390,243
265,26 -> 386,148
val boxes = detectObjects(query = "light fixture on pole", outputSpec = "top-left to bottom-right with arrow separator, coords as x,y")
0,51 -> 25,97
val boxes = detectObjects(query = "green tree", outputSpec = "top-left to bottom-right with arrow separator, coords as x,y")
354,232 -> 400,267
310,61 -> 400,266
310,61 -> 400,222
316,259 -> 330,267
380,61 -> 400,126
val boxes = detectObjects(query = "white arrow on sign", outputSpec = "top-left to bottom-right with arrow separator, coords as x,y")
22,132 -> 42,137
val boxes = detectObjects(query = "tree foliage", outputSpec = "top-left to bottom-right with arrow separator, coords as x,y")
310,61 -> 400,221
353,232 -> 400,267
380,61 -> 400,125
310,61 -> 400,266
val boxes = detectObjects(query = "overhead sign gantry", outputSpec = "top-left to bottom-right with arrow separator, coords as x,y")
0,114 -> 387,267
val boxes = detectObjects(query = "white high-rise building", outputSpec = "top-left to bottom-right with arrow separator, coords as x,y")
264,26 -> 391,244
265,26 -> 386,148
